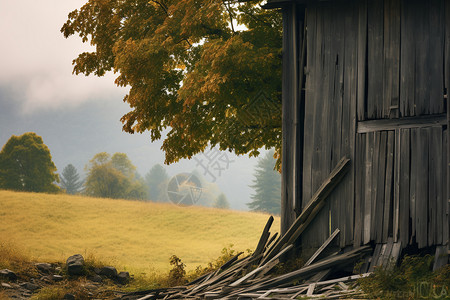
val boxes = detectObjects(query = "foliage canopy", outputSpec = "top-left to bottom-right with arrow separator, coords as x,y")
61,0 -> 282,164
84,152 -> 147,199
0,132 -> 59,193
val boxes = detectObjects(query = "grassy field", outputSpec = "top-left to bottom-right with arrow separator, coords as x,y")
0,190 -> 279,275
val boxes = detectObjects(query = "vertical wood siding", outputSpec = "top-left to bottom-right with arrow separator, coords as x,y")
296,0 -> 449,249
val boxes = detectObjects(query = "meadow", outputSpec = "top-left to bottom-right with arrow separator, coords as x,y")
0,190 -> 279,275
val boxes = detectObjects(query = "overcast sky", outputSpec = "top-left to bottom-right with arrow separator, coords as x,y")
0,0 -> 267,210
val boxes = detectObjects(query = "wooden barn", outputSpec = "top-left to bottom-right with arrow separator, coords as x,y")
265,0 -> 450,264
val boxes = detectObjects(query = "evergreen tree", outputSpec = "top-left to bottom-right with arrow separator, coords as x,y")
0,132 -> 59,193
247,149 -> 281,214
145,164 -> 169,202
60,164 -> 83,194
213,193 -> 230,209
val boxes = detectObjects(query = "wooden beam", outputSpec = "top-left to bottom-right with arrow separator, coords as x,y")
357,114 -> 446,133
304,228 -> 340,267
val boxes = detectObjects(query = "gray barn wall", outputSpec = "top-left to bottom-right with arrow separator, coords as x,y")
281,0 -> 450,252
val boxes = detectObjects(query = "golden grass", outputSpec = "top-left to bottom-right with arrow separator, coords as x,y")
0,190 -> 279,274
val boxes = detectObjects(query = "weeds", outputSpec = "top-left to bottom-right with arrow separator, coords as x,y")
358,255 -> 450,300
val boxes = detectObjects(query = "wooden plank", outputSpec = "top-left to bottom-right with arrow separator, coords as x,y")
381,238 -> 394,268
414,0 -> 430,116
357,114 -> 447,133
429,127 -> 442,245
410,128 -> 418,244
383,131 -> 394,242
416,128 -> 429,248
446,0 -> 450,248
393,129 -> 400,242
370,131 -> 381,239
281,4 -> 298,234
433,245 -> 449,271
253,216 -> 274,257
368,243 -> 382,272
364,132 -> 374,244
427,0 -> 445,115
383,0 -> 401,119
304,229 -> 340,267
262,158 -> 351,265
356,0 -> 368,121
399,0 -> 415,116
375,131 -> 387,243
443,129 -> 449,247
399,128 -> 410,245
367,0 -> 384,119
354,133 -> 365,247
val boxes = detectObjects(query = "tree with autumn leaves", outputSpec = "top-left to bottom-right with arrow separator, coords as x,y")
61,0 -> 282,165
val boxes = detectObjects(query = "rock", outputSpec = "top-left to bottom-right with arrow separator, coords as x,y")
93,267 -> 102,275
20,282 -> 40,291
0,269 -> 18,281
52,274 -> 64,282
66,254 -> 85,276
90,274 -> 103,283
63,293 -> 76,300
117,272 -> 130,285
99,266 -> 117,278
35,263 -> 52,274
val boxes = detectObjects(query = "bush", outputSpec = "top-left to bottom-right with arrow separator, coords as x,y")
358,255 -> 450,300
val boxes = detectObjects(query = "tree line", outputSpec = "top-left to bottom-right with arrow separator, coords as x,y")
0,132 -> 280,213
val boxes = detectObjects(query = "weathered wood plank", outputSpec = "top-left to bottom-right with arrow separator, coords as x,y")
356,0 -> 367,121
354,133 -> 365,247
414,0 -> 430,116
344,0 -> 358,247
304,229 -> 340,267
393,129 -> 400,242
443,129 -> 449,247
429,127 -> 442,245
281,4 -> 298,234
367,0 -> 384,119
399,129 -> 410,245
428,0 -> 445,115
357,114 -> 447,133
253,216 -> 274,257
375,131 -> 387,243
370,131 -> 381,239
410,128 -> 418,244
364,132 -> 374,244
383,131 -> 394,242
445,0 -> 450,249
383,0 -> 401,119
262,157 -> 351,265
416,128 -> 429,248
400,0 -> 415,116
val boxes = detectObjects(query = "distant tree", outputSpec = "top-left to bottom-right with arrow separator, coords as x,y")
84,152 -> 147,200
213,193 -> 230,209
0,132 -> 59,193
60,164 -> 83,194
145,164 -> 169,202
247,149 -> 281,214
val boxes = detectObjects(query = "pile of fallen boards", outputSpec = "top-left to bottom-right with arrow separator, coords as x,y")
118,158 -> 377,299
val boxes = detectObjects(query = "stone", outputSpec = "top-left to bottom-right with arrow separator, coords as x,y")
0,269 -> 18,281
20,282 -> 40,291
66,254 -> 85,276
52,274 -> 64,282
99,266 -> 117,278
35,263 -> 52,274
116,272 -> 130,285
90,274 -> 102,283
63,293 -> 76,300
